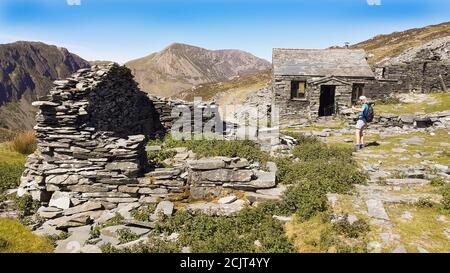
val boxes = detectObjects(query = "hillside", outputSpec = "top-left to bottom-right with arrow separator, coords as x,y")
125,43 -> 271,97
351,21 -> 450,64
0,41 -> 90,130
175,69 -> 271,102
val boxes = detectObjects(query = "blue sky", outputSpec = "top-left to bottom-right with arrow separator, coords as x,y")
0,0 -> 449,63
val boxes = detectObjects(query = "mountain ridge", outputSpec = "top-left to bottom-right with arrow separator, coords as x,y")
125,43 -> 271,97
0,41 -> 90,129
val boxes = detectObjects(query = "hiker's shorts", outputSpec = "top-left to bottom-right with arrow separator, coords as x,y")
355,119 -> 367,130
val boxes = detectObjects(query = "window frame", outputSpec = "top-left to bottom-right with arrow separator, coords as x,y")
351,83 -> 364,104
290,80 -> 306,100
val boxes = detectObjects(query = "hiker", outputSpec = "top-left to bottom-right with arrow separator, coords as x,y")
352,96 -> 369,150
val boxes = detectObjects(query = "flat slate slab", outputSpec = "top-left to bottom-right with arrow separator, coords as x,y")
385,178 -> 430,185
54,226 -> 91,253
366,199 -> 390,221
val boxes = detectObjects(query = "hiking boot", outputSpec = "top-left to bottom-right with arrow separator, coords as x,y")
354,144 -> 361,151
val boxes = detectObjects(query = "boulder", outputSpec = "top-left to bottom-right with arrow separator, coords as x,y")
218,195 -> 237,204
187,158 -> 225,170
385,178 -> 429,186
49,191 -> 71,209
37,206 -> 63,219
154,201 -> 174,216
201,169 -> 253,182
55,214 -> 92,229
64,201 -> 103,216
54,226 -> 91,253
246,192 -> 281,203
185,200 -> 245,216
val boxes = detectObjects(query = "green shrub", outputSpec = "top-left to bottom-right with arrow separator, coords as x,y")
292,141 -> 355,164
290,161 -> 366,192
153,203 -> 294,253
283,182 -> 328,221
332,216 -> 370,239
46,232 -> 70,247
89,212 -> 124,239
0,162 -> 25,193
157,135 -> 269,165
131,204 -> 157,222
116,228 -> 140,244
430,177 -> 445,187
147,149 -> 176,168
441,183 -> 450,212
415,198 -> 437,208
13,195 -> 39,218
278,137 -> 367,221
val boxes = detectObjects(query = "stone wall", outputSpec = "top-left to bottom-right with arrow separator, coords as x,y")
18,63 -> 160,203
375,61 -> 450,93
149,95 -> 221,136
340,109 -> 450,129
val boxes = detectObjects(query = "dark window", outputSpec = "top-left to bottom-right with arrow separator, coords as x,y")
352,83 -> 364,104
290,81 -> 306,99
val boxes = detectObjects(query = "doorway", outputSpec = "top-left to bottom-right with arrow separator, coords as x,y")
318,85 -> 336,116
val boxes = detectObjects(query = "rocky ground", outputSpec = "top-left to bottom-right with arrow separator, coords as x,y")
285,122 -> 449,253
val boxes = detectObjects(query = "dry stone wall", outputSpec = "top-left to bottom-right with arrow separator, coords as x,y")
18,63 -> 160,203
17,63 -> 279,224
149,95 -> 221,135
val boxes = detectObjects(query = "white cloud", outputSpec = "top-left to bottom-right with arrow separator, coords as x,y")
367,0 -> 381,5
67,0 -> 81,6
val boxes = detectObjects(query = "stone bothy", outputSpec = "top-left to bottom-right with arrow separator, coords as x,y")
18,63 -> 160,203
272,42 -> 450,126
272,48 -> 379,125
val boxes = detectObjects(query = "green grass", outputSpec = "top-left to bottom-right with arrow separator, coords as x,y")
0,143 -> 26,194
357,129 -> 450,166
179,70 -> 271,101
385,203 -> 450,253
0,143 -> 26,165
0,218 -> 54,253
375,93 -> 450,115
285,212 -> 370,253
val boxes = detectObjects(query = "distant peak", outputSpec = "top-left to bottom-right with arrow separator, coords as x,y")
163,42 -> 205,52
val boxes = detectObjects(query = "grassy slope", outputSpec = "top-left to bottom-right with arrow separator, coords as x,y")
375,93 -> 450,115
0,143 -> 25,165
351,21 -> 450,64
175,70 -> 271,102
0,219 -> 53,253
0,142 -> 47,253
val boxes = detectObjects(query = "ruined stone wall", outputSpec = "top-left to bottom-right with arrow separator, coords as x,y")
18,64 -> 160,203
375,61 -> 450,93
149,95 -> 221,136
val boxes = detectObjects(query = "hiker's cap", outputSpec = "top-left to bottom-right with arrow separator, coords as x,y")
359,96 -> 368,101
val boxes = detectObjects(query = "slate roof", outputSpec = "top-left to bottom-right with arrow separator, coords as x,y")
272,48 -> 375,78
